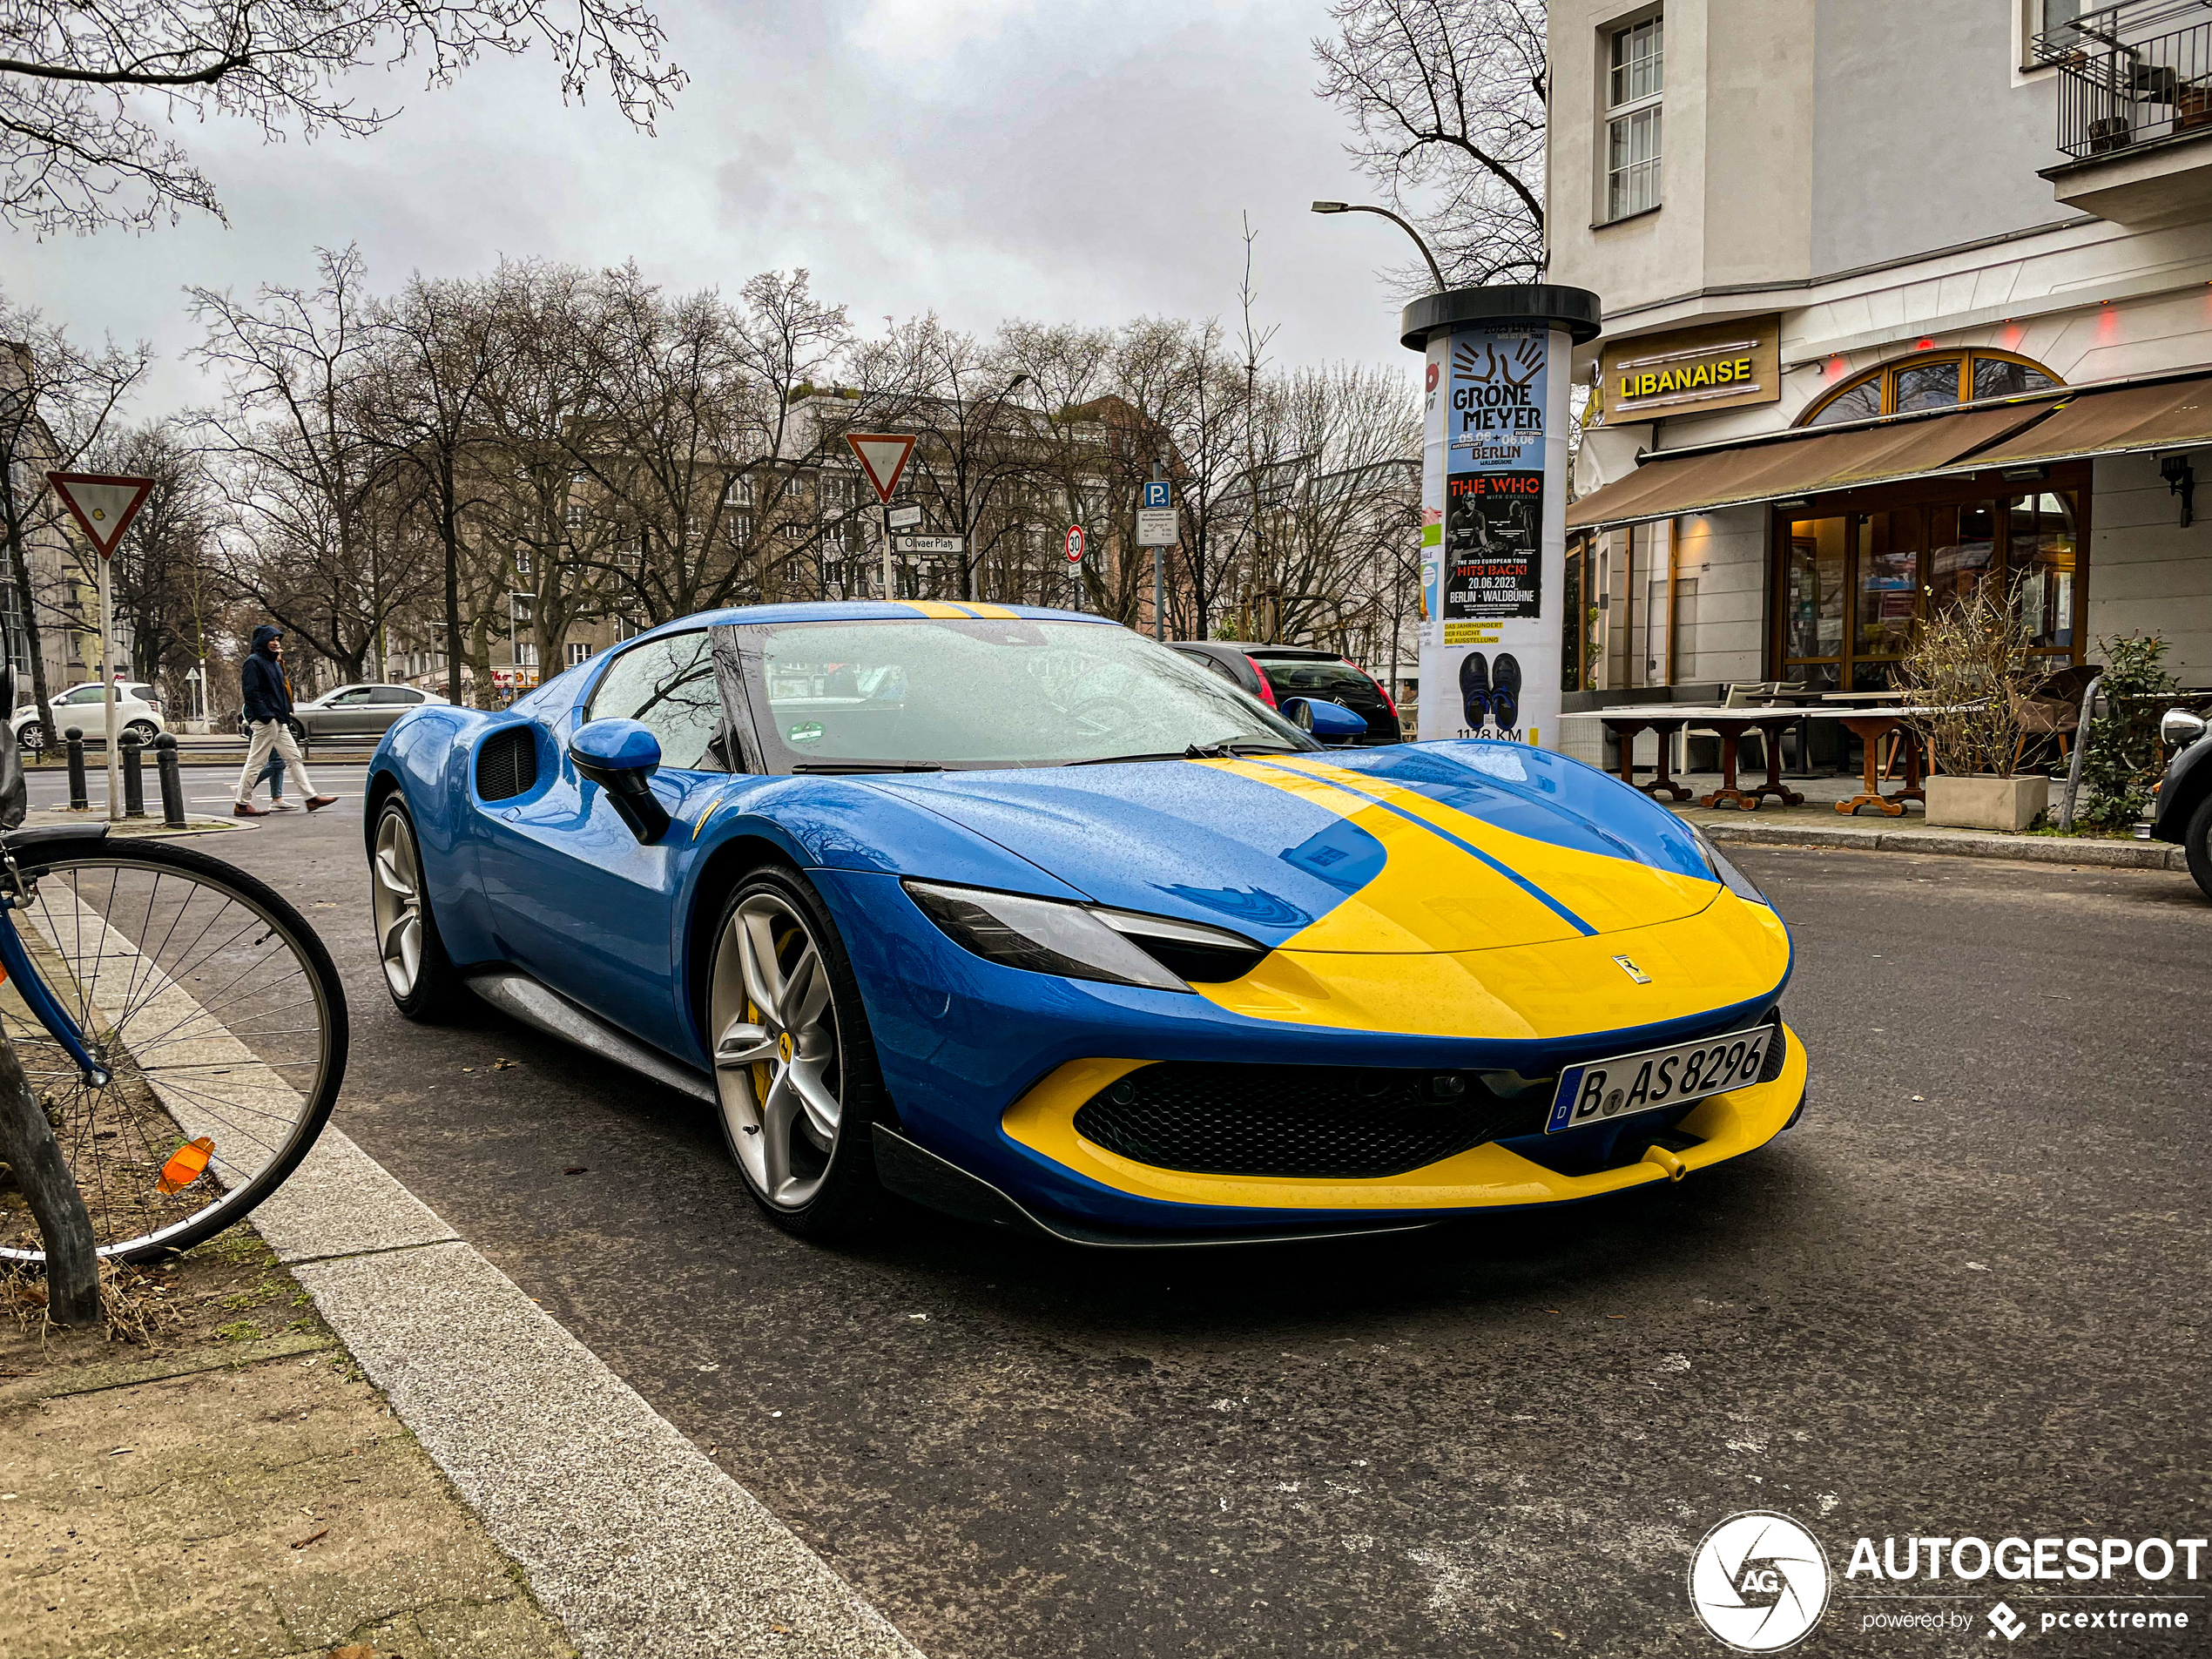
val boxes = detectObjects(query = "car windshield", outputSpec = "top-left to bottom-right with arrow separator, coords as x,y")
733,618 -> 1311,770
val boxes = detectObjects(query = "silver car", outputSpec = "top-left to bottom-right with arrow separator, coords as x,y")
244,683 -> 448,749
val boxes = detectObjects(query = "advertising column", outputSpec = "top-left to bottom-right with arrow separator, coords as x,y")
1404,287 -> 1599,748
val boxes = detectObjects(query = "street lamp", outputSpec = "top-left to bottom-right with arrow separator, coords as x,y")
1311,200 -> 1447,293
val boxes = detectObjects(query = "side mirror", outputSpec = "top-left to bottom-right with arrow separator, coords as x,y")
1280,697 -> 1368,745
568,718 -> 670,844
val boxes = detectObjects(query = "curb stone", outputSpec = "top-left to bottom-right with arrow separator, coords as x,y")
1689,817 -> 2189,871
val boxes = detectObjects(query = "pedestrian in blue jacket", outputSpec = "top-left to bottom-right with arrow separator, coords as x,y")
233,625 -> 334,817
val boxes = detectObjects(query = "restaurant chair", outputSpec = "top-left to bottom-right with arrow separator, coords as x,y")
2008,663 -> 2102,773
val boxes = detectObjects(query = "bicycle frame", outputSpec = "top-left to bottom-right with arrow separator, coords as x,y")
0,866 -> 112,1089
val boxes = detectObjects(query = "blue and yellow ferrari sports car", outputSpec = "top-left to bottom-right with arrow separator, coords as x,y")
365,603 -> 1805,1245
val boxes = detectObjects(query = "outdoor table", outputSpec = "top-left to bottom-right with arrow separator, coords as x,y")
1749,690 -> 1826,779
1564,710 -> 1695,801
1813,705 -> 1932,816
1561,708 -> 1804,811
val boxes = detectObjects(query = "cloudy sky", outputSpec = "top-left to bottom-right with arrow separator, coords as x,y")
0,0 -> 1427,416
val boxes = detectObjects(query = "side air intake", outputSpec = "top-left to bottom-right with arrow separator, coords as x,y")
475,726 -> 539,802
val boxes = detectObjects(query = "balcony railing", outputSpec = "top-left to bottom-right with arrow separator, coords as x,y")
2038,1 -> 2212,159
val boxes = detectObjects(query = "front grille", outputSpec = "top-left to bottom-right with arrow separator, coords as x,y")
1072,1062 -> 1551,1179
475,726 -> 539,801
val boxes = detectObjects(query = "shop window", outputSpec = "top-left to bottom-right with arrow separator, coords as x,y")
1801,352 -> 2060,427
1604,15 -> 1664,220
2010,491 -> 2078,658
1776,489 -> 2083,687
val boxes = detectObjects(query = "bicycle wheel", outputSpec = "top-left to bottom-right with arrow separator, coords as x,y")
0,834 -> 347,1264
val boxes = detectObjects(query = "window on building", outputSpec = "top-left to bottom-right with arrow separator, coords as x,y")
1801,351 -> 2060,426
563,501 -> 584,531
1605,14 -> 1664,221
514,550 -> 533,577
725,475 -> 754,509
728,512 -> 753,546
568,642 -> 592,668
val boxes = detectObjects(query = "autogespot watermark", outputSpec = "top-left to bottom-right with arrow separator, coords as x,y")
1688,1517 -> 2208,1649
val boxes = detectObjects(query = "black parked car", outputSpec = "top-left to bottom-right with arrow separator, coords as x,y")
1166,641 -> 1403,745
2148,706 -> 2212,898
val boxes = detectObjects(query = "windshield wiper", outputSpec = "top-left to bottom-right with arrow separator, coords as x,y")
1068,741 -> 1300,767
790,761 -> 946,773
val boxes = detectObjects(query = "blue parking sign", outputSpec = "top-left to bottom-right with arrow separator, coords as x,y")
1142,481 -> 1170,510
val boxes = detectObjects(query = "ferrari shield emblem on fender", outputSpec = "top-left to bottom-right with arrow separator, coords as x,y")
1612,954 -> 1652,985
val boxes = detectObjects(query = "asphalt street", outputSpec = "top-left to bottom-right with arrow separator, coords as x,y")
68,767 -> 2211,1657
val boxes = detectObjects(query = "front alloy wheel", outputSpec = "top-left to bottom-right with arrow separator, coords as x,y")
707,869 -> 883,1237
370,799 -> 464,1020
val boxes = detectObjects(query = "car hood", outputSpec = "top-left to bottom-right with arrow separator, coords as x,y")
863,743 -> 1727,954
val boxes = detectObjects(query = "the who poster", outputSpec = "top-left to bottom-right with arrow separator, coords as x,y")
1417,322 -> 1569,747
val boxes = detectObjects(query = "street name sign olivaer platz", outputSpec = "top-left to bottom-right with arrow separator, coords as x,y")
45,471 -> 155,822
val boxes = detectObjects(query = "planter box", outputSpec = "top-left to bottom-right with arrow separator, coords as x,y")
1925,773 -> 2048,832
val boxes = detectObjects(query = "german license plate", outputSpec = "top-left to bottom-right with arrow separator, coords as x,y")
1546,1026 -> 1774,1134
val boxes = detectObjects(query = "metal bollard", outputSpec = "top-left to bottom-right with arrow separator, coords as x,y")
119,728 -> 146,818
155,732 -> 185,829
64,727 -> 87,811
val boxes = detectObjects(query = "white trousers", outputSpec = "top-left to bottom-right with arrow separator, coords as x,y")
236,719 -> 317,805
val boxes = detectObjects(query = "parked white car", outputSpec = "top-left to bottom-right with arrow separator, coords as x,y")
11,680 -> 165,753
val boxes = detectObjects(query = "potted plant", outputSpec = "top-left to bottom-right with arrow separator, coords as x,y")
1900,592 -> 2047,831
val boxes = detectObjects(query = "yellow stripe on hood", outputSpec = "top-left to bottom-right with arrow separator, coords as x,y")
1244,755 -> 1721,939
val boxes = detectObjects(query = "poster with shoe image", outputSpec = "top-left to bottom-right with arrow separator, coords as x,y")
1417,316 -> 1570,747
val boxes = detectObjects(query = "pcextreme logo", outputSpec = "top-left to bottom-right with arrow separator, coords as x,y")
1689,1511 -> 1831,1652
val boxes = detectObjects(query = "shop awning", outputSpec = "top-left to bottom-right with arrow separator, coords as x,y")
1941,374 -> 2212,471
1565,368 -> 2212,532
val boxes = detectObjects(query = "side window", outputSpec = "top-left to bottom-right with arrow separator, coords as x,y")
368,687 -> 420,705
584,631 -> 726,771
329,688 -> 374,705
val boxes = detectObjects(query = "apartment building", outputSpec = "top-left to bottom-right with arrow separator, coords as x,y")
1552,0 -> 2211,735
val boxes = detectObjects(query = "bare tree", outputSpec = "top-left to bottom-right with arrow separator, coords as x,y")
361,269 -> 509,704
0,293 -> 151,749
0,0 -> 685,236
1313,0 -> 1547,288
188,246 -> 424,683
567,265 -> 847,624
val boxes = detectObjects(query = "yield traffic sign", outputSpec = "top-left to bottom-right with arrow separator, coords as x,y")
844,434 -> 917,504
45,472 -> 153,560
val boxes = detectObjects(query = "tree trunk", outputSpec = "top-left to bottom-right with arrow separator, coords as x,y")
0,1034 -> 99,1324
4,522 -> 57,755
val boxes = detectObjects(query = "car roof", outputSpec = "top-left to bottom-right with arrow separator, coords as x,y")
623,601 -> 1115,643
1195,641 -> 1346,660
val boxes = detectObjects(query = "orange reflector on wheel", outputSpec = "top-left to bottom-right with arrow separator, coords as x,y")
157,1136 -> 214,1194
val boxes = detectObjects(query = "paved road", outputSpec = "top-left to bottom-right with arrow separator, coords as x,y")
134,786 -> 2212,1656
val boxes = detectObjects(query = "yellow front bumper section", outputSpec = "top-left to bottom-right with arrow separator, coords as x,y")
1000,1023 -> 1809,1214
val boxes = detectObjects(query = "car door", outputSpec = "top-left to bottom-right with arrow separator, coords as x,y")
471,629 -> 731,1060
366,686 -> 424,733
314,686 -> 379,737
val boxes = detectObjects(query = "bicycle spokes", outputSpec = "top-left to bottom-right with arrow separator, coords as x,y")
0,846 -> 341,1263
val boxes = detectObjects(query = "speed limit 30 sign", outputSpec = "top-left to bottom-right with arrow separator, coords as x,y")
1065,526 -> 1084,563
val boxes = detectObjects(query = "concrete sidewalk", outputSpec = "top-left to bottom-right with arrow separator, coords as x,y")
1655,769 -> 2188,871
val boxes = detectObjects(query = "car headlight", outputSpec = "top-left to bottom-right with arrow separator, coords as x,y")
902,880 -> 1267,991
1686,823 -> 1769,907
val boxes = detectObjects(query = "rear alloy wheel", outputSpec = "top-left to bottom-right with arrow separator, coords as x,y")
16,721 -> 43,756
707,867 -> 885,1238
125,720 -> 158,744
371,799 -> 467,1021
